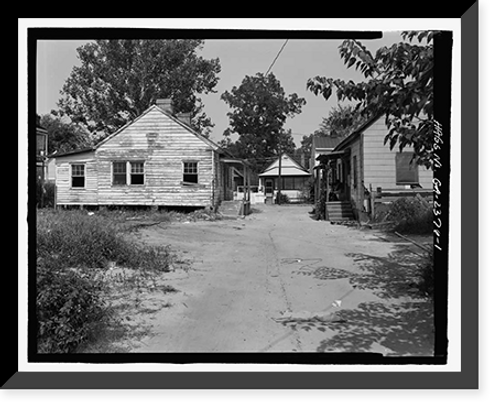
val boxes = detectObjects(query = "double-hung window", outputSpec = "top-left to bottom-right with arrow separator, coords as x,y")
71,164 -> 85,188
130,162 -> 144,185
183,161 -> 198,184
113,162 -> 127,185
112,161 -> 145,186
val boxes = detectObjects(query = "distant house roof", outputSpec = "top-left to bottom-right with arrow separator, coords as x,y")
258,154 -> 311,177
312,136 -> 341,149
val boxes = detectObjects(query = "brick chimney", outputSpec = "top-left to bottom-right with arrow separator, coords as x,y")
177,112 -> 191,126
156,98 -> 173,114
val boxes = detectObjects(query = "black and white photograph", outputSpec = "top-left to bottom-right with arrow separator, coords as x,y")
9,13 -> 481,393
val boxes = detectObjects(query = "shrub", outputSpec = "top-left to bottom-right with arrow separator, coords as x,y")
386,196 -> 433,234
36,263 -> 107,353
36,180 -> 56,208
275,192 -> 290,204
36,210 -> 172,353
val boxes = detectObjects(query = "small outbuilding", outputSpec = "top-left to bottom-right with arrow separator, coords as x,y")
258,154 -> 311,203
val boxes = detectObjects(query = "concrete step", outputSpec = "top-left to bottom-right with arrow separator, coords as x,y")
218,201 -> 243,217
326,201 -> 355,221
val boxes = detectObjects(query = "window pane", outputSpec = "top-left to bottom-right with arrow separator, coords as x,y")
183,162 -> 198,174
72,164 -> 84,176
130,162 -> 144,174
113,162 -> 126,174
131,174 -> 144,185
72,176 -> 84,187
113,174 -> 126,185
183,174 -> 198,184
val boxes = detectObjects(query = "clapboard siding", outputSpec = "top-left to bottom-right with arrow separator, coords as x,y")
96,107 -> 214,206
362,117 -> 433,190
55,151 -> 98,204
54,105 -> 221,207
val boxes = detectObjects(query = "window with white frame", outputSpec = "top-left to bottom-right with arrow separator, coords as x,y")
71,164 -> 85,188
183,161 -> 198,184
113,161 -> 127,185
112,160 -> 145,186
130,161 -> 144,185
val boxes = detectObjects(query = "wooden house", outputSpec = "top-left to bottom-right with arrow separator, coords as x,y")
315,115 -> 433,221
258,154 -> 311,203
52,99 -> 249,210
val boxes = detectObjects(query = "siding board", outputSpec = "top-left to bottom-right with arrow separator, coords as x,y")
362,117 -> 433,190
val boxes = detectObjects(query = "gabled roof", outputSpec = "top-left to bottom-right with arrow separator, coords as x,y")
258,154 -> 311,177
334,114 -> 383,151
51,104 -> 224,158
95,104 -> 223,152
312,136 -> 340,149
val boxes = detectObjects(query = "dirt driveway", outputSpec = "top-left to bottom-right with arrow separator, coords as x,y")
116,204 -> 434,355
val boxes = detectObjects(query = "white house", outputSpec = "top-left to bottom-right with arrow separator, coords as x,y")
258,154 -> 311,203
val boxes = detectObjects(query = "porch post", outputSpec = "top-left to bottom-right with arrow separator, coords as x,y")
326,164 -> 331,203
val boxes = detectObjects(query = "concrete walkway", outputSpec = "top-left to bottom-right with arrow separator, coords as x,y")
128,204 -> 434,355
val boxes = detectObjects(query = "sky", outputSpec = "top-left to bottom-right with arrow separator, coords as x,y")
36,33 -> 402,146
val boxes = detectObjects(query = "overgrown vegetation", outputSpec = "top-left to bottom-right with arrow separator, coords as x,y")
275,192 -> 290,204
372,196 -> 433,235
367,196 -> 434,300
36,180 -> 56,208
416,249 -> 434,299
36,210 -> 172,353
386,197 -> 433,234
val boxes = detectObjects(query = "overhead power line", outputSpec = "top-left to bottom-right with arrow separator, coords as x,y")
265,39 -> 289,76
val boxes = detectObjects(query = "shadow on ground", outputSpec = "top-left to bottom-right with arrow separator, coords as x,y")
288,244 -> 434,355
292,247 -> 425,300
314,300 -> 434,355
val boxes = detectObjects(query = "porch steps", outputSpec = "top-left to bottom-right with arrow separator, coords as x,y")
218,200 -> 243,218
325,201 -> 355,221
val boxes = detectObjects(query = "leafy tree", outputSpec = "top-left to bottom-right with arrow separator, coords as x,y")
307,31 -> 434,168
221,72 -> 305,172
295,134 -> 313,169
295,106 -> 366,170
56,40 -> 221,137
39,113 -> 90,154
320,104 -> 368,139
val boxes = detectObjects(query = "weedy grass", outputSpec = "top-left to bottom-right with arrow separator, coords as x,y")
36,209 -> 173,353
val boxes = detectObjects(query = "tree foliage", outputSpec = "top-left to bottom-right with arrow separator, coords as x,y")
40,113 -> 91,154
221,72 -> 306,172
56,39 -> 221,137
307,31 -> 434,168
320,104 -> 369,139
294,105 -> 367,170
